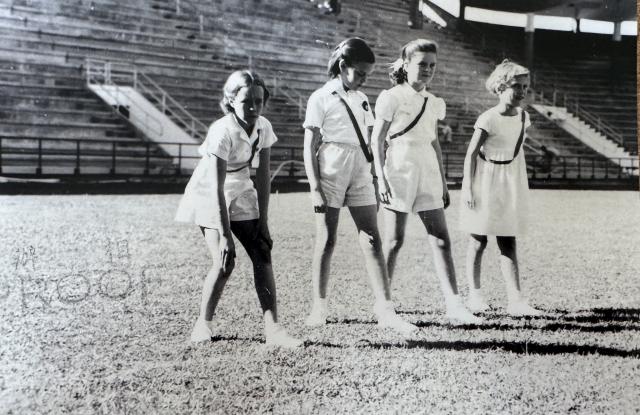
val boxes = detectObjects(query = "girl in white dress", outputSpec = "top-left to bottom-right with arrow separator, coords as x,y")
459,59 -> 542,316
176,70 -> 302,347
371,39 -> 481,324
303,38 -> 416,334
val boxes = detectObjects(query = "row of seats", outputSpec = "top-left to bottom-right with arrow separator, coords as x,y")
0,0 -> 632,179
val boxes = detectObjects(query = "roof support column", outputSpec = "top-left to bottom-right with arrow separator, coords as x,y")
610,21 -> 623,89
524,13 -> 535,73
613,21 -> 622,41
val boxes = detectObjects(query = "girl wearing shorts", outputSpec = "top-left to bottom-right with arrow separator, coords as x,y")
371,39 -> 481,324
303,37 -> 416,334
460,59 -> 542,316
176,70 -> 303,347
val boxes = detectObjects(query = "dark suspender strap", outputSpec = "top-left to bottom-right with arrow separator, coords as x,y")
389,97 -> 428,140
331,91 -> 373,162
478,110 -> 527,165
226,130 -> 261,173
512,109 -> 527,159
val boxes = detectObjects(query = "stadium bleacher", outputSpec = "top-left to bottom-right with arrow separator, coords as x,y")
0,0 -> 635,183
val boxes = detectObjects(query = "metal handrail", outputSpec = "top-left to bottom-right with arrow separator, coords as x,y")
2,136 -> 634,179
565,97 -> 625,146
86,58 -> 208,141
531,87 -> 625,147
135,70 -> 208,139
86,59 -> 164,139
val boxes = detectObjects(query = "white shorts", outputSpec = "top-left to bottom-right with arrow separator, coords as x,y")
317,141 -> 376,208
175,159 -> 259,229
383,139 -> 444,213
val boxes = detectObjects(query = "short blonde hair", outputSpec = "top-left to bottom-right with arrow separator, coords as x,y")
485,59 -> 529,96
220,70 -> 270,114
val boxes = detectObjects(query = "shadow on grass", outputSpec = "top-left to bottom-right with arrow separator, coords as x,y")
305,339 -> 640,358
209,334 -> 263,343
394,307 -> 640,333
413,320 -> 640,333
553,308 -> 640,324
334,310 -> 640,333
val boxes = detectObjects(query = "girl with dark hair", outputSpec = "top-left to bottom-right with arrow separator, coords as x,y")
176,70 -> 302,347
371,39 -> 481,324
303,38 -> 416,334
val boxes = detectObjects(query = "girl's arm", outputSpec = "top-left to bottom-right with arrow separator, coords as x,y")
462,128 -> 489,209
255,147 -> 272,247
431,128 -> 450,208
211,155 -> 235,271
370,118 -> 392,204
303,127 -> 326,212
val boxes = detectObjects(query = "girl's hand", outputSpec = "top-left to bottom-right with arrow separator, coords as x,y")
255,219 -> 273,250
311,188 -> 327,213
220,234 -> 236,275
462,187 -> 475,210
378,176 -> 392,205
442,187 -> 451,209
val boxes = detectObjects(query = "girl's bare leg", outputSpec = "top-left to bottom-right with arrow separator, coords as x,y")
382,208 -> 408,284
191,228 -> 234,342
348,204 -> 416,334
305,207 -> 340,326
466,234 -> 490,312
496,236 -> 541,316
418,209 -> 482,324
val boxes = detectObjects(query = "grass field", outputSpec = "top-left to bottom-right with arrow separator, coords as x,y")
1,190 -> 639,414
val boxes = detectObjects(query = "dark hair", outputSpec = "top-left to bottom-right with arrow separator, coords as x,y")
327,37 -> 375,79
389,39 -> 438,85
220,70 -> 270,114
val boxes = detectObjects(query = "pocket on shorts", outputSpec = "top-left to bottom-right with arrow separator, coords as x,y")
318,143 -> 347,181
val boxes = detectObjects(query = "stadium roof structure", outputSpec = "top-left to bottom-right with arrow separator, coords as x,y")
462,0 -> 636,21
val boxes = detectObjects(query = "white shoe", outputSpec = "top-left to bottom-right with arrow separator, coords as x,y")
265,324 -> 303,348
305,299 -> 328,326
446,296 -> 484,325
507,300 -> 543,317
190,318 -> 213,342
467,294 -> 490,313
374,300 -> 417,335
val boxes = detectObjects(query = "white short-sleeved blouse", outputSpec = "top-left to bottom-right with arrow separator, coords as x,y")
175,114 -> 277,228
375,83 -> 445,144
303,78 -> 374,145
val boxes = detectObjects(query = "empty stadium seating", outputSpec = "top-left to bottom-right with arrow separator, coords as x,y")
0,0 -> 634,182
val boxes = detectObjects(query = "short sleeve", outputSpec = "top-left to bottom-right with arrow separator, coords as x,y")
303,90 -> 324,130
363,95 -> 374,127
374,89 -> 396,122
474,111 -> 492,134
203,121 -> 231,160
524,110 -> 531,130
259,118 -> 278,149
435,97 -> 446,121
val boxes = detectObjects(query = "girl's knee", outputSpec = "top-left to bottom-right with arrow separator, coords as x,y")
213,261 -> 234,280
385,236 -> 404,253
359,229 -> 382,252
469,235 -> 488,252
316,231 -> 337,253
250,239 -> 272,264
431,235 -> 451,251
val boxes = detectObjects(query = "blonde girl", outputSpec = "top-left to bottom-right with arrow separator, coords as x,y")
371,39 -> 480,324
303,37 -> 416,334
176,70 -> 303,347
460,59 -> 542,316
